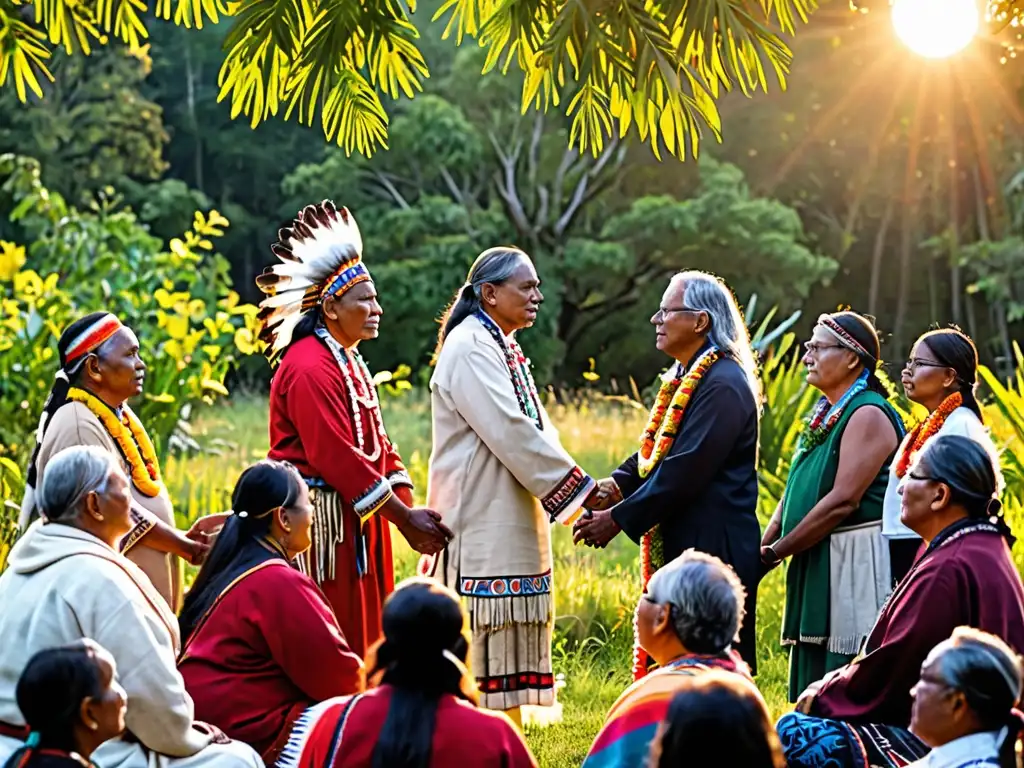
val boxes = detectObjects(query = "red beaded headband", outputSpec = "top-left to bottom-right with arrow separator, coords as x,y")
817,314 -> 877,365
64,314 -> 123,367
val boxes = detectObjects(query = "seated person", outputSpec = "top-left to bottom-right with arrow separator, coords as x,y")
907,627 -> 1023,768
0,446 -> 261,768
3,640 -> 126,768
647,670 -> 784,768
778,435 -> 1024,768
582,550 -> 753,768
178,460 -> 363,763
275,577 -> 537,768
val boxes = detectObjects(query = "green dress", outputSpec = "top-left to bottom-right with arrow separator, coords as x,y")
780,389 -> 903,702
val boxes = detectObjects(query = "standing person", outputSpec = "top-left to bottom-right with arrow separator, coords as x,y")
2,641 -> 126,768
883,327 -> 1000,585
761,311 -> 904,702
425,247 -> 597,722
255,200 -> 451,658
20,312 -> 221,610
179,460 -> 363,764
573,271 -> 762,679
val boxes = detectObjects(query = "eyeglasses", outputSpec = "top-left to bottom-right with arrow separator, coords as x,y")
803,342 -> 844,355
656,306 -> 702,317
904,358 -> 951,374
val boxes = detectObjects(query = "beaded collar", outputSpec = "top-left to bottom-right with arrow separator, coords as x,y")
314,325 -> 386,462
796,371 -> 869,454
474,311 -> 544,430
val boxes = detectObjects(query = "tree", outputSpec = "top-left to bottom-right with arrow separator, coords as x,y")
0,0 -> 814,162
0,47 -> 167,203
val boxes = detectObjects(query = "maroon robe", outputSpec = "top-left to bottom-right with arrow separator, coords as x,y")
268,334 -> 413,658
812,525 -> 1024,726
277,685 -> 538,768
179,560 -> 363,762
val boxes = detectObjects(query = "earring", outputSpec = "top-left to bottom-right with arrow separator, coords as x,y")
88,721 -> 98,731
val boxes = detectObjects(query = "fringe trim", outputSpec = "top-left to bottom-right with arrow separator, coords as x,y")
466,593 -> 552,635
828,635 -> 865,655
299,488 -> 343,584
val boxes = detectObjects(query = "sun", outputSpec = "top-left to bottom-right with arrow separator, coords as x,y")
891,0 -> 980,58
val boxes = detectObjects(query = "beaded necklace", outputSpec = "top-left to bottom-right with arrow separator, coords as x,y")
796,371 -> 868,454
315,326 -> 386,463
894,392 -> 963,479
474,310 -> 544,430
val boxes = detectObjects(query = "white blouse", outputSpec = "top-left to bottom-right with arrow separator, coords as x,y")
882,407 -> 999,539
906,730 -> 1001,767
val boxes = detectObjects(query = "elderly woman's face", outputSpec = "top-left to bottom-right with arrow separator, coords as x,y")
635,589 -> 673,663
898,454 -> 948,535
93,469 -> 134,540
803,325 -> 856,392
910,647 -> 963,747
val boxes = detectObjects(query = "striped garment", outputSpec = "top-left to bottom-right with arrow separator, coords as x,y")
582,651 -> 750,768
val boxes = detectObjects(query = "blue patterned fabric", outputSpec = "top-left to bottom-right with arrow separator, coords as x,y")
777,712 -> 928,768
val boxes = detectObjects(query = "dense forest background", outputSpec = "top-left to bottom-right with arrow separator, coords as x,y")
2,1 -> 1023,388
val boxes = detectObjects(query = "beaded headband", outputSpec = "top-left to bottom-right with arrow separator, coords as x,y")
319,261 -> 371,302
63,314 -> 123,367
817,314 -> 877,365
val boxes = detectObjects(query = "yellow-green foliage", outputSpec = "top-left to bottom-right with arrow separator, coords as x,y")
0,154 -> 260,569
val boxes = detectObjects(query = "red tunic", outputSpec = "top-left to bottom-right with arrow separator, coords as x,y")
268,334 -> 413,658
812,527 -> 1024,726
178,561 -> 363,762
282,685 -> 538,768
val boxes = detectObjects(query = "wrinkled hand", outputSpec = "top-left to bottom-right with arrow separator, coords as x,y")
584,478 -> 622,512
572,509 -> 621,549
400,508 -> 453,555
187,512 -> 232,542
794,681 -> 823,714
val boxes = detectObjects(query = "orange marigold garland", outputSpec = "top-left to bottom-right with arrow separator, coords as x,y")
68,387 -> 163,497
894,392 -> 963,479
633,346 -> 720,681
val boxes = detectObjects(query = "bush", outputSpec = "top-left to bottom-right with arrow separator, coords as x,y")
0,154 -> 260,568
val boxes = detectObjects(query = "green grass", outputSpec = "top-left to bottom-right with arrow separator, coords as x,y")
164,393 -> 793,768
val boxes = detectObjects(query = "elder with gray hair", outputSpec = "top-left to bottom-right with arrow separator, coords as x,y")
581,550 -> 756,768
574,270 -> 762,678
426,246 -> 600,723
0,446 -> 262,768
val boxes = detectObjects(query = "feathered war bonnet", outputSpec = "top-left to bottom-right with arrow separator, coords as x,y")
255,201 -> 368,365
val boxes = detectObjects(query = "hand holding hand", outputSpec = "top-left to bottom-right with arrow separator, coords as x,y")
572,509 -> 621,549
187,512 -> 232,541
584,478 -> 622,511
400,508 -> 453,555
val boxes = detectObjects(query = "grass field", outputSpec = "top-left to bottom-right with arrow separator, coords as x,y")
163,393 -> 792,767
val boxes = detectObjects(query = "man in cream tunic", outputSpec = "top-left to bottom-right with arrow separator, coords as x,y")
425,247 -> 596,719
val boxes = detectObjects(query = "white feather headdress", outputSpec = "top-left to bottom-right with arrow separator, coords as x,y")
255,200 -> 367,364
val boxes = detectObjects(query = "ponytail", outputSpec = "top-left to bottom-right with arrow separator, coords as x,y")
436,284 -> 480,350
998,709 -> 1024,768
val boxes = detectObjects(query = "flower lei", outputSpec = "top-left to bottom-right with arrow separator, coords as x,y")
67,387 -> 162,497
475,310 -> 544,430
634,346 -> 720,681
894,392 -> 963,479
796,371 -> 869,455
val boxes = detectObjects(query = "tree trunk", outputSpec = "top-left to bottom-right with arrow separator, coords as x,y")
868,198 -> 894,318
185,41 -> 204,193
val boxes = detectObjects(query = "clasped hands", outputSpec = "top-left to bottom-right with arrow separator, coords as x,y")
572,478 -> 623,549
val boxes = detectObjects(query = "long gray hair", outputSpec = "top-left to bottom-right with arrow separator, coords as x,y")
675,271 -> 762,406
435,247 -> 529,351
